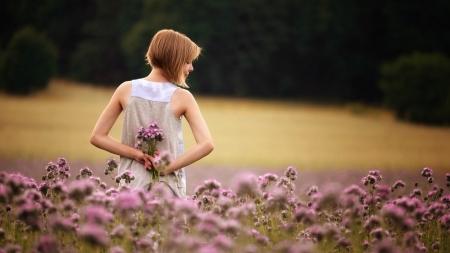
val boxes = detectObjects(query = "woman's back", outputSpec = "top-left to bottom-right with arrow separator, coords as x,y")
118,79 -> 186,198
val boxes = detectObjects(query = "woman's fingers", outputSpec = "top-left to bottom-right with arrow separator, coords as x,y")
142,154 -> 152,169
144,154 -> 155,168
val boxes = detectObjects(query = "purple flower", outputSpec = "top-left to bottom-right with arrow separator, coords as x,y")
4,244 -> 22,253
421,167 -> 433,177
136,237 -> 153,251
364,215 -> 382,230
196,213 -> 221,237
147,182 -> 174,200
194,185 -> 207,197
220,220 -> 241,236
0,185 -> 11,204
233,173 -> 261,199
212,235 -> 234,251
401,232 -> 415,247
111,224 -> 127,239
255,234 -> 270,246
221,189 -> 237,199
362,170 -> 382,186
6,174 -> 27,195
392,180 -> 405,189
265,188 -> 289,211
277,176 -> 296,192
264,173 -> 278,182
432,241 -> 440,250
68,180 -> 95,202
46,162 -> 58,172
446,173 -> 450,182
374,184 -> 391,200
204,179 -> 222,191
428,202 -> 447,217
105,187 -> 119,197
114,190 -> 143,213
343,184 -> 366,196
441,194 -> 450,205
257,176 -> 269,190
395,197 -> 421,212
78,166 -> 93,178
77,224 -> 109,247
293,206 -> 316,225
34,235 -> 59,253
134,140 -> 142,149
306,186 -> 319,196
71,213 -> 80,223
439,214 -> 450,231
284,166 -> 297,180
312,185 -> 340,211
115,170 -> 135,184
381,204 -> 414,231
16,200 -> 42,231
369,170 -> 382,181
84,205 -> 113,225
370,228 -> 388,240
410,189 -> 422,198
226,203 -> 256,220
57,157 -> 70,174
107,157 -> 118,170
49,215 -> 74,232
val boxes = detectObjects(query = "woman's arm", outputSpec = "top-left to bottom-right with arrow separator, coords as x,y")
163,89 -> 214,174
90,82 -> 152,168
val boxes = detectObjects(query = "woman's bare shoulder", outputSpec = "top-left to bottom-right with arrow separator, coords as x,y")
117,81 -> 132,91
112,81 -> 133,109
173,88 -> 195,102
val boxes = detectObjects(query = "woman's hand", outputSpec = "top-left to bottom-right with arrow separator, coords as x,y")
135,151 -> 160,170
133,150 -> 152,169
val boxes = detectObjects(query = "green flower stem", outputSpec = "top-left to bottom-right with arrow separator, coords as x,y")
146,139 -> 160,182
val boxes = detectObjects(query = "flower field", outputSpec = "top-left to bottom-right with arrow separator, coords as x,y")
0,158 -> 449,253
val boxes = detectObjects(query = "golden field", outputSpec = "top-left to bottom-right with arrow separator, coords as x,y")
1,79 -> 450,172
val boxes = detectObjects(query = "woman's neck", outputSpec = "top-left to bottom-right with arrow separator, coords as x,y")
144,68 -> 170,82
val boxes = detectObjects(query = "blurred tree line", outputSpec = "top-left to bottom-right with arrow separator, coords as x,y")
1,0 -> 450,122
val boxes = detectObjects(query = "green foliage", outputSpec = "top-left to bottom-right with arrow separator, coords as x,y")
379,52 -> 450,125
3,0 -> 450,101
69,0 -> 141,84
121,22 -> 153,78
0,26 -> 57,95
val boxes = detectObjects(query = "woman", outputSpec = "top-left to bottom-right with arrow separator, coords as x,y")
90,29 -> 214,198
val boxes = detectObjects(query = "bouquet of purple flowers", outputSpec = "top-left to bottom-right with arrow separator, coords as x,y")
135,121 -> 165,181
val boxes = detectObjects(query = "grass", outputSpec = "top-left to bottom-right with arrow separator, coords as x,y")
1,79 -> 450,172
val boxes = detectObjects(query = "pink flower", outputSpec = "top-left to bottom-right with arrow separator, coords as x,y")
83,205 -> 113,225
49,215 -> 74,232
68,180 -> 95,202
284,166 -> 297,180
114,190 -> 143,213
34,235 -> 59,253
204,179 -> 222,191
77,224 -> 109,247
421,167 -> 433,177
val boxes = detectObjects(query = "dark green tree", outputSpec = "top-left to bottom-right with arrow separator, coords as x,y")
70,0 -> 142,84
379,52 -> 450,125
0,26 -> 57,95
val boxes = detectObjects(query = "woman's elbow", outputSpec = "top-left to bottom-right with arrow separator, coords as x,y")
204,141 -> 214,154
90,133 -> 100,147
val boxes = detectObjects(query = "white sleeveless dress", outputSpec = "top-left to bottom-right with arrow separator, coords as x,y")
117,79 -> 186,198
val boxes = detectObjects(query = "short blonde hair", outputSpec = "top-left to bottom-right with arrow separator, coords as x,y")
146,29 -> 202,88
